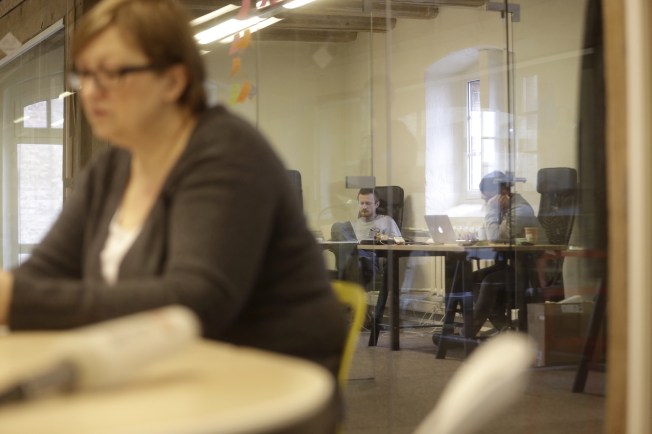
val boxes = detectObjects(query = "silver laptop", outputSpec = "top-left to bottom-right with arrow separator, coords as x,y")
424,215 -> 457,244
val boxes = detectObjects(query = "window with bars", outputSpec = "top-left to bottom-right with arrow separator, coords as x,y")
0,27 -> 65,267
467,79 -> 497,195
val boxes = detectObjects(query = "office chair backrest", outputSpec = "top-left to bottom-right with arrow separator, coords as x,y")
331,280 -> 367,389
287,170 -> 303,209
374,186 -> 405,230
537,167 -> 578,245
413,333 -> 536,434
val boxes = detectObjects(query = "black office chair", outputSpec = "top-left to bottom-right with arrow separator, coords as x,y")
537,168 -> 578,245
531,167 -> 578,301
374,185 -> 405,230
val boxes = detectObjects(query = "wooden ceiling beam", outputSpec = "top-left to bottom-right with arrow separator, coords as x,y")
183,0 -> 235,16
297,3 -> 438,19
182,0 -> 488,41
273,14 -> 395,32
298,0 -> 485,13
257,28 -> 359,42
183,0 -> 486,17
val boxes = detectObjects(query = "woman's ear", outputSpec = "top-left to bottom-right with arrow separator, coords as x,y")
163,64 -> 189,103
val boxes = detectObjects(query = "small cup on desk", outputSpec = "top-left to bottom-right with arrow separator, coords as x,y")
524,227 -> 539,243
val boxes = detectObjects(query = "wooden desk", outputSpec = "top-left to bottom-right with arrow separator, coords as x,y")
358,243 -> 566,352
0,333 -> 335,434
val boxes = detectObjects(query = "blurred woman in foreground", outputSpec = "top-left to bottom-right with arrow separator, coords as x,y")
0,0 -> 346,385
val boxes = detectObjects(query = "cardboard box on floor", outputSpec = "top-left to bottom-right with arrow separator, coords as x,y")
527,302 -> 599,367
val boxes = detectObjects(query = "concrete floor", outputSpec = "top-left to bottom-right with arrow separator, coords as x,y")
341,329 -> 605,434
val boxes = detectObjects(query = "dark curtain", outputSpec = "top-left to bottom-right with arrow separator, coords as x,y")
575,0 -> 608,263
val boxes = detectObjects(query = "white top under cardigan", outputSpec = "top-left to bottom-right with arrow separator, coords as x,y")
100,212 -> 142,285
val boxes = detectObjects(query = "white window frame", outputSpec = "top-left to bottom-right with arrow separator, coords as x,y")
0,23 -> 65,267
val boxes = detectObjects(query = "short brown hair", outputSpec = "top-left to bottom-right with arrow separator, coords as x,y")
358,188 -> 379,202
72,0 -> 207,113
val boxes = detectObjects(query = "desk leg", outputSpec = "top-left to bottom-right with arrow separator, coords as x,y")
436,255 -> 474,359
368,315 -> 379,347
572,279 -> 607,393
436,257 -> 459,358
460,260 -> 474,357
388,250 -> 401,351
367,252 -> 401,349
514,252 -> 535,331
368,279 -> 385,347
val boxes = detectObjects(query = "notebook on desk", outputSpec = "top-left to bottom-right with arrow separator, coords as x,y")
424,215 -> 457,244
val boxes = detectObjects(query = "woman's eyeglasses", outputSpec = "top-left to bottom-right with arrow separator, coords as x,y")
68,64 -> 168,91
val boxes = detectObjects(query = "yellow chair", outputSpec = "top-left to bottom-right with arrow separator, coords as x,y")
332,280 -> 367,389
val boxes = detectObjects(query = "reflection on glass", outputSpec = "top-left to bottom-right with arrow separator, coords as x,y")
50,98 -> 64,129
23,101 -> 48,128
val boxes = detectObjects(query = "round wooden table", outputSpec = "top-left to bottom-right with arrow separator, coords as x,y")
0,333 -> 335,434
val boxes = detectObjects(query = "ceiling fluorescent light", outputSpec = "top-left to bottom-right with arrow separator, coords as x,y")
218,17 -> 282,43
283,0 -> 315,9
195,16 -> 264,45
255,0 -> 290,9
190,4 -> 240,27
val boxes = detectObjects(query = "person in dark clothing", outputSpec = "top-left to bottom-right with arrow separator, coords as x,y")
0,0 -> 346,381
470,171 -> 545,336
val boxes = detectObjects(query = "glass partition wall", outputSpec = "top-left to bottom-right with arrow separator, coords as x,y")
194,3 -> 604,424
196,0 -> 596,341
0,0 -> 604,430
0,0 -> 599,363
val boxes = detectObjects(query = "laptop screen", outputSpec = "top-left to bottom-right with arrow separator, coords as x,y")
424,215 -> 457,244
